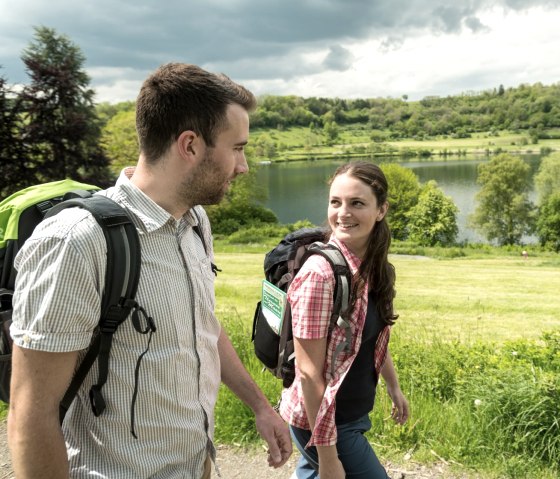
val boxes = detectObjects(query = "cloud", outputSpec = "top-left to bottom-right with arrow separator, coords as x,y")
464,16 -> 490,33
0,0 -> 558,102
322,45 -> 354,71
379,36 -> 405,53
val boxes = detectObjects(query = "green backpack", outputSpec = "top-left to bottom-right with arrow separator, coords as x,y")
0,179 -> 144,429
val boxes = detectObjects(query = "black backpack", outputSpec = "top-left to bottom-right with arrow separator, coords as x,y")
0,180 -> 143,426
252,227 -> 353,388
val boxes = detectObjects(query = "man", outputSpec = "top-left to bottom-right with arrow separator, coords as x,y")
8,63 -> 292,478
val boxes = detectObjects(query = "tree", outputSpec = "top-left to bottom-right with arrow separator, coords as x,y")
470,153 -> 535,245
18,26 -> 112,187
101,109 -> 138,175
536,192 -> 560,251
251,133 -> 277,160
380,163 -> 421,240
534,153 -> 560,204
0,72 -> 27,197
406,181 -> 458,246
323,120 -> 339,145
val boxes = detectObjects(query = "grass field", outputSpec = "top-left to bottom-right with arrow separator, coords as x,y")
214,250 -> 560,478
2,250 -> 558,477
214,252 -> 560,343
250,126 -> 560,161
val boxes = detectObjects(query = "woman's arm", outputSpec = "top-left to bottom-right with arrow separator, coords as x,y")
294,337 -> 345,479
380,349 -> 409,425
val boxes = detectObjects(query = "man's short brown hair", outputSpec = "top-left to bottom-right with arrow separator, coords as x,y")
136,63 -> 256,163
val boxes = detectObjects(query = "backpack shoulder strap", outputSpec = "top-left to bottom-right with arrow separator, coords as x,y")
191,207 -> 220,276
44,192 -> 141,422
306,242 -> 353,379
306,242 -> 352,323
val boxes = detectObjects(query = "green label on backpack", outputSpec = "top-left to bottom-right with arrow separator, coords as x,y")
261,280 -> 287,335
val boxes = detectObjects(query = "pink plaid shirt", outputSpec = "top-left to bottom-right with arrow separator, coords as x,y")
279,237 -> 390,447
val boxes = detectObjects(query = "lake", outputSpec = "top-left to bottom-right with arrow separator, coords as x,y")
255,154 -> 543,243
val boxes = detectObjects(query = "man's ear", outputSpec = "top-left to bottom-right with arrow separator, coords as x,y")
177,130 -> 202,163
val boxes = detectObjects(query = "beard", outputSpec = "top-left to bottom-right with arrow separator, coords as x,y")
179,147 -> 230,206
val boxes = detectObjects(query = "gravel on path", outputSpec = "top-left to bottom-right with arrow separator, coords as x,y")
0,418 -> 481,478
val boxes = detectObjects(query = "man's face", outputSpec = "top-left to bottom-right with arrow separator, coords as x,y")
182,103 -> 249,206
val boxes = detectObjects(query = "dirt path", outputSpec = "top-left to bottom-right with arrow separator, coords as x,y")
0,418 -> 481,478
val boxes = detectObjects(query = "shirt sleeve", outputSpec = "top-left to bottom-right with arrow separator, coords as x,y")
286,255 -> 340,446
287,255 -> 335,340
11,211 -> 105,353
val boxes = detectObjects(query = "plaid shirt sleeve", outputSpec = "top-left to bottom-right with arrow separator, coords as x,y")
289,258 -> 334,340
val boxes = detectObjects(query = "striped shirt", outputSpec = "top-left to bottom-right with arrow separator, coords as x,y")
11,168 -> 221,478
278,237 -> 390,447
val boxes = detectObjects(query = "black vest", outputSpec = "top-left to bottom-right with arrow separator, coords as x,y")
335,291 -> 385,424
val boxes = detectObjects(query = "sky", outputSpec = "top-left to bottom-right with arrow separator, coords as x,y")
1,0 -> 560,104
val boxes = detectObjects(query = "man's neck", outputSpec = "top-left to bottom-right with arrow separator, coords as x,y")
131,158 -> 191,219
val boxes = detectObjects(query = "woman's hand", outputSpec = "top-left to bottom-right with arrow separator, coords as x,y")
386,383 -> 409,425
380,350 -> 410,425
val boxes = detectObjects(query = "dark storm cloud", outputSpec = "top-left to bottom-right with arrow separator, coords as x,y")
322,45 -> 354,71
0,0 -> 556,96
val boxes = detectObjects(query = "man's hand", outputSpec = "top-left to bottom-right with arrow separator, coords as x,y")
254,407 -> 292,468
217,327 -> 292,468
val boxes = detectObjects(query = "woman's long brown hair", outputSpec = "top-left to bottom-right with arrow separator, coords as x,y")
329,161 -> 398,325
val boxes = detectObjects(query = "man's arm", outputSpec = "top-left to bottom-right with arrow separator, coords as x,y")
217,326 -> 292,468
8,345 -> 79,479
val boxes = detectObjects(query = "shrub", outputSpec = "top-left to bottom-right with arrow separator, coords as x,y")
207,202 -> 278,235
226,224 -> 290,244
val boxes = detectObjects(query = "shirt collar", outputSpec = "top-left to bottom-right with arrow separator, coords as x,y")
110,167 -> 198,233
328,235 -> 361,274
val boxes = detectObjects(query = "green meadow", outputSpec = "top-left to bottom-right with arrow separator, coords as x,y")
1,250 -> 558,477
214,252 -> 560,343
214,250 -> 560,479
249,126 -> 560,162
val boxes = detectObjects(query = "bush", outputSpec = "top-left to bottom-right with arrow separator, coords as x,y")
206,202 -> 278,235
226,224 -> 290,244
386,332 -> 560,472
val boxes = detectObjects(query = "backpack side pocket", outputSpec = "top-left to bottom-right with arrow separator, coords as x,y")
252,302 -> 281,370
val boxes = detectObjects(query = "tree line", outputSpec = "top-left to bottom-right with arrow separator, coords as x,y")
1,27 -> 559,250
249,84 -> 560,140
383,153 -> 560,250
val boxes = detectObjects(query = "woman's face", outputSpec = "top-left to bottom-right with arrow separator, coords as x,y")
328,172 -> 387,258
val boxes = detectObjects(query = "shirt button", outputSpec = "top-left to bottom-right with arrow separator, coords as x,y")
22,334 -> 30,345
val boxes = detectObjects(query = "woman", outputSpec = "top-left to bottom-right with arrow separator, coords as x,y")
279,161 -> 409,479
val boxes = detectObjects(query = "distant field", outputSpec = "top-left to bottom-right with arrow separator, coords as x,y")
215,252 -> 560,343
250,126 -> 560,161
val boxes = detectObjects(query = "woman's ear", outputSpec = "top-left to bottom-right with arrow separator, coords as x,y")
377,202 -> 389,222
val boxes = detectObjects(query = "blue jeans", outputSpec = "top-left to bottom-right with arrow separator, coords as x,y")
290,415 -> 389,479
